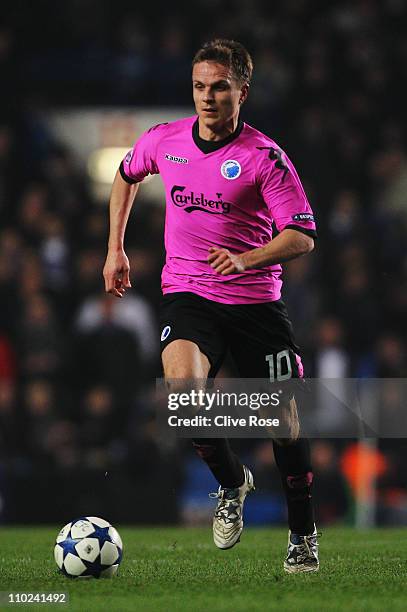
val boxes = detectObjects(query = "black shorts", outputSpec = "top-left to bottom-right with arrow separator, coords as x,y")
160,292 -> 303,380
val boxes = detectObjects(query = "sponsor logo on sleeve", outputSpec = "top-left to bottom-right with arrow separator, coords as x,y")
165,153 -> 189,164
124,150 -> 133,164
221,160 -> 241,180
292,213 -> 315,223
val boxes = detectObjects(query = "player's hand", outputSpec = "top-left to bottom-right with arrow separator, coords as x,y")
103,249 -> 132,298
207,247 -> 246,275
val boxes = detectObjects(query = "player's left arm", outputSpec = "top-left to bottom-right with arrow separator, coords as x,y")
208,229 -> 313,275
209,144 -> 316,275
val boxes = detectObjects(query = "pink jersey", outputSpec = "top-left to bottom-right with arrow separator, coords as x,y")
120,116 -> 316,304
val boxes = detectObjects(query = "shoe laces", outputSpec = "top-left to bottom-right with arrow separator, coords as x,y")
209,488 -> 241,523
290,531 -> 321,558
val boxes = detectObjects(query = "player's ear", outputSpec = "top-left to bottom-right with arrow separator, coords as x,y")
239,83 -> 249,105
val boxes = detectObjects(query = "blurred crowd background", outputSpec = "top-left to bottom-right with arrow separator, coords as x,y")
1,0 -> 407,526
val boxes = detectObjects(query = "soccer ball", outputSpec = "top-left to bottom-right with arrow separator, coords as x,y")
54,516 -> 123,578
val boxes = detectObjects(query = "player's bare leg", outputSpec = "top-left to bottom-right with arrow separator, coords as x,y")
278,397 -> 300,444
162,339 -> 211,385
162,339 -> 253,550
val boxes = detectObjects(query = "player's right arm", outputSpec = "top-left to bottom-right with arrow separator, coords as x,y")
103,171 -> 139,298
103,125 -> 162,298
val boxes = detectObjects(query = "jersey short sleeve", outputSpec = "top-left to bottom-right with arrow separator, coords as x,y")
119,124 -> 163,184
257,146 -> 317,237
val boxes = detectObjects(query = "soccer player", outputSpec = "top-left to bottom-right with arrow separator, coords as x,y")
103,39 -> 319,573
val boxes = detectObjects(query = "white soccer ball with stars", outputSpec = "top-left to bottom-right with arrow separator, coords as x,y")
54,516 -> 123,578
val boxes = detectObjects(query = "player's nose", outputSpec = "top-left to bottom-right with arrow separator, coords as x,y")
203,89 -> 214,102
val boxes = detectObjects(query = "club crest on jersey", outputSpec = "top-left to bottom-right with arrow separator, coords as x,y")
221,160 -> 241,180
161,325 -> 171,341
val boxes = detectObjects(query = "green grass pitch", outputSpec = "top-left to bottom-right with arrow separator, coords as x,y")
0,527 -> 406,611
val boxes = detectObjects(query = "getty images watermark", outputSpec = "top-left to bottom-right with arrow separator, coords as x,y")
167,389 -> 281,429
153,380 -> 289,437
156,378 -> 407,439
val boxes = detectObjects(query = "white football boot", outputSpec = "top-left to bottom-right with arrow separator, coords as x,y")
283,526 -> 320,573
210,465 -> 255,550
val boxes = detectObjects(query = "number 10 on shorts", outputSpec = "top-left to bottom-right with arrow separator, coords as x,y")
265,350 -> 292,382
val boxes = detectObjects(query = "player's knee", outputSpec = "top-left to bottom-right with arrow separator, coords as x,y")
274,397 -> 300,443
165,376 -> 204,395
162,339 -> 210,380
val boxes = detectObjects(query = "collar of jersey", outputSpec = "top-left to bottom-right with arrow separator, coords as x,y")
192,118 -> 244,154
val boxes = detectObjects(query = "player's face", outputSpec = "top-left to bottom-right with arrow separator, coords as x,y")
192,61 -> 248,132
